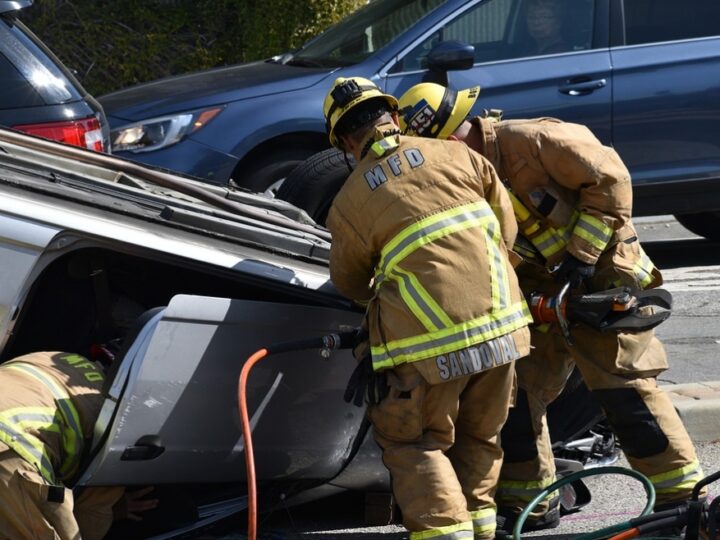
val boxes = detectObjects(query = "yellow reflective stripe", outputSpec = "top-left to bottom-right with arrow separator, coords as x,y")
634,245 -> 656,288
0,421 -> 56,484
389,266 -> 453,331
648,461 -> 704,494
371,301 -> 532,369
1,409 -> 60,434
533,228 -> 566,259
510,194 -> 585,260
485,217 -> 511,309
371,136 -> 399,157
410,521 -> 474,539
5,362 -> 84,480
574,213 -> 612,251
471,507 -> 497,535
496,476 -> 558,502
375,202 -> 494,285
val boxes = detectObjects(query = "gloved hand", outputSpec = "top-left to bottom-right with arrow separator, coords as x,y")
554,253 -> 596,288
343,352 -> 388,407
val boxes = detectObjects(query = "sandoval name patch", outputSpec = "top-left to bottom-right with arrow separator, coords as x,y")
435,334 -> 521,381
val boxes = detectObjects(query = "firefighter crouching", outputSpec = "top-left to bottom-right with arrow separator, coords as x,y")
323,76 -> 533,540
397,82 -> 706,532
0,351 -> 158,539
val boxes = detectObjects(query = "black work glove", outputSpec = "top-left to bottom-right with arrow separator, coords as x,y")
554,253 -> 596,288
344,349 -> 389,408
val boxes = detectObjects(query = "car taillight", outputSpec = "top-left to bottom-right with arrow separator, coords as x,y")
13,117 -> 105,152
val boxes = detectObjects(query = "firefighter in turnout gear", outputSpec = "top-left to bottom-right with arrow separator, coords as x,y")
0,351 -> 158,539
324,76 -> 532,540
397,82 -> 705,531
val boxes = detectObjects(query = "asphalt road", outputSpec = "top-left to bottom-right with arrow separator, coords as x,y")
193,215 -> 720,540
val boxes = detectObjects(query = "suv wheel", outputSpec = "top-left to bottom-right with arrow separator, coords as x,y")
240,147 -> 322,195
275,148 -> 354,225
674,212 -> 720,241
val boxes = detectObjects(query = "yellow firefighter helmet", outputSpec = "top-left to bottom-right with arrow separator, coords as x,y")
398,83 -> 480,139
323,77 -> 399,148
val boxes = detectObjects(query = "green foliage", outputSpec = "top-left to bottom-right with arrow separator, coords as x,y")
21,0 -> 365,96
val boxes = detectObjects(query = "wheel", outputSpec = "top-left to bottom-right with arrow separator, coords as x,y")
275,148 -> 355,225
674,212 -> 720,241
238,147 -> 322,195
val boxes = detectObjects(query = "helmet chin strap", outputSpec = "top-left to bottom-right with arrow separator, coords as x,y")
359,122 -> 401,160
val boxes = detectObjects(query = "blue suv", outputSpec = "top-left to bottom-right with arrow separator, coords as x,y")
99,0 -> 720,239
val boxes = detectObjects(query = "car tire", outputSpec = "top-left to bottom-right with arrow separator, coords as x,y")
275,148 -> 355,225
240,147 -> 323,195
674,212 -> 720,241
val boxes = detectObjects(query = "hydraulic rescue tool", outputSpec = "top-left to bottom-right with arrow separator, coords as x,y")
528,283 -> 673,343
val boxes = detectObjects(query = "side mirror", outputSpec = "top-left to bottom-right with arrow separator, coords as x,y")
424,41 -> 475,86
427,40 -> 475,71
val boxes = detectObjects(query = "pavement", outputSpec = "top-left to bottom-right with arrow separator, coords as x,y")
661,380 -> 720,442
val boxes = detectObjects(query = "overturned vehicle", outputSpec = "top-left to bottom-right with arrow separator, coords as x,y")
0,129 -> 613,538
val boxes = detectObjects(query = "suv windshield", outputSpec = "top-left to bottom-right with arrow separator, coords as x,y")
292,0 -> 448,67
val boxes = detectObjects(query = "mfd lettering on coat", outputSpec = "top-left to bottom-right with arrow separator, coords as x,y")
435,334 -> 521,381
364,148 -> 425,190
61,353 -> 104,382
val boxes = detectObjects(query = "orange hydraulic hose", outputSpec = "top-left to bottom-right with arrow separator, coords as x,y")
607,529 -> 640,540
238,348 -> 269,540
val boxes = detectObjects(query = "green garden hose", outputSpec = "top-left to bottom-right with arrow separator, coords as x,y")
507,466 -> 656,540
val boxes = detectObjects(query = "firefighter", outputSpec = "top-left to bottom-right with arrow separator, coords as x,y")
323,76 -> 533,540
397,82 -> 705,532
0,351 -> 158,540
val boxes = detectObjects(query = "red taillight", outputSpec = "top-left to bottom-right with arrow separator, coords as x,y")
13,116 -> 105,152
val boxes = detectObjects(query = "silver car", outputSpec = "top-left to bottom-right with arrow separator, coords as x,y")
0,127 -> 386,538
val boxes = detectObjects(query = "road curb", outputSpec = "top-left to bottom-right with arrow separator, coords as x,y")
660,381 -> 720,443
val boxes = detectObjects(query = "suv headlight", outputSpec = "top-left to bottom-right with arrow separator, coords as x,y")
110,106 -> 224,153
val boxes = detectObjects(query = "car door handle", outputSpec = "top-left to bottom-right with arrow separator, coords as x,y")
559,78 -> 607,96
121,435 -> 165,461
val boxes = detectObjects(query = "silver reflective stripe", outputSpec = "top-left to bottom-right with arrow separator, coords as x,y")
7,364 -> 82,443
652,468 -> 702,489
496,485 -> 546,497
376,204 -> 494,285
5,412 -> 56,425
487,220 -> 510,309
0,421 -> 55,483
5,363 -> 83,479
390,267 -> 449,330
534,230 -> 565,256
372,307 -> 528,365
577,218 -> 609,240
411,530 -> 474,540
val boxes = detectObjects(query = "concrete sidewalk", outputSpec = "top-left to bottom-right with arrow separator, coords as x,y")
661,380 -> 720,442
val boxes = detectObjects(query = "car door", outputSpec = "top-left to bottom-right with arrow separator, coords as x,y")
383,0 -> 613,144
609,0 -> 720,210
79,294 -> 363,486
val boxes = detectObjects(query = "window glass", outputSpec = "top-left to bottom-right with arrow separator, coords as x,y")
0,18 -> 74,104
624,0 -> 720,45
0,52 -> 43,109
294,0 -> 448,67
393,0 -> 595,73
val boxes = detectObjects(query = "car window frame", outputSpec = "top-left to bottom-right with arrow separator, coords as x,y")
610,0 -> 720,48
382,0 -> 607,78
